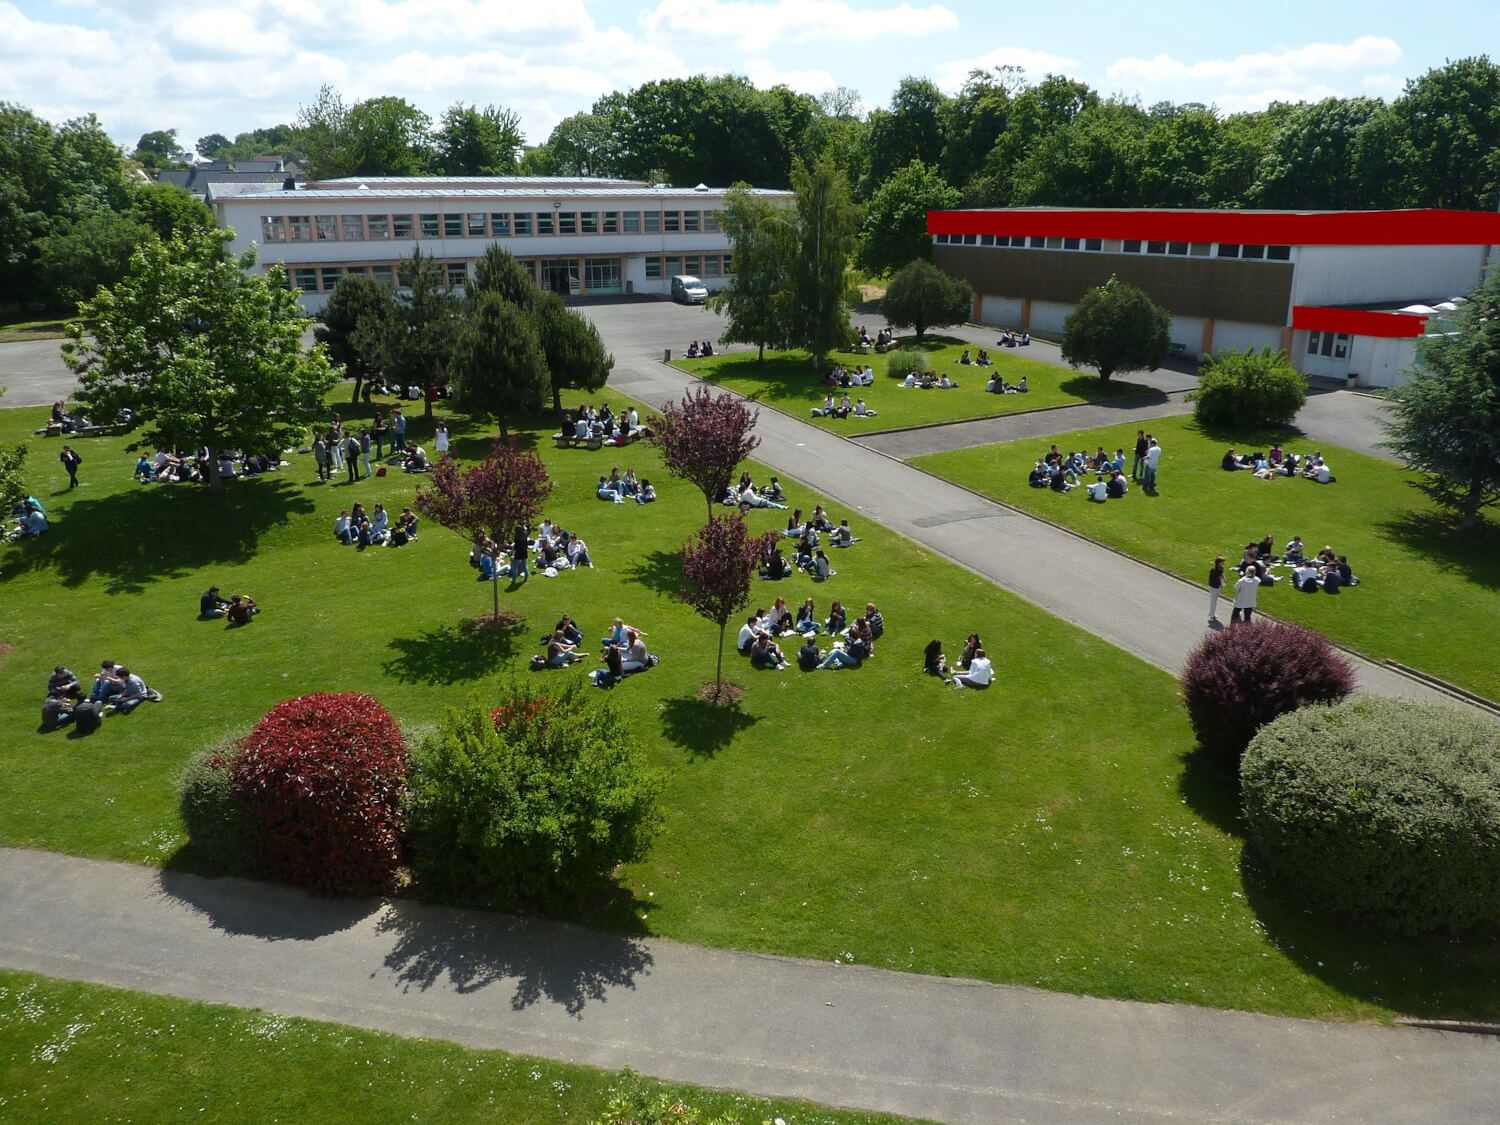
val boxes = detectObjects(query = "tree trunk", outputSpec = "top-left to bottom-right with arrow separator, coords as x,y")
492,572 -> 500,620
350,375 -> 363,404
423,390 -> 434,419
552,384 -> 564,420
714,622 -> 726,697
203,421 -> 223,492
757,343 -> 765,364
1099,367 -> 1113,384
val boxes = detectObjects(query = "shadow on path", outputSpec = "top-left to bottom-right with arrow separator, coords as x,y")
376,898 -> 653,1016
156,867 -> 381,941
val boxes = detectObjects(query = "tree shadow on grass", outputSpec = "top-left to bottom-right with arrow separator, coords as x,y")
1177,746 -> 1500,1020
1057,376 -> 1167,404
156,863 -> 381,941
659,695 -> 759,760
374,897 -> 653,1016
624,548 -> 684,598
0,477 -> 314,595
1376,509 -> 1500,590
382,615 -> 526,685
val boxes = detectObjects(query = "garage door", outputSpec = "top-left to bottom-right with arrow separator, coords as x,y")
1211,320 -> 1282,355
979,295 -> 1024,329
1029,300 -> 1073,336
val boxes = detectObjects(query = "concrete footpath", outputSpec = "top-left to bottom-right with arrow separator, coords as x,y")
606,357 -> 1456,706
3,848 -> 1497,1125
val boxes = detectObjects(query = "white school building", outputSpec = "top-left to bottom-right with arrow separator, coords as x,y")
213,176 -> 793,312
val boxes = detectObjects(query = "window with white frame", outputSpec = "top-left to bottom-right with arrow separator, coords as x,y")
467,213 -> 486,237
292,267 -> 318,291
602,211 -> 618,234
420,213 -> 440,238
490,212 -> 509,236
320,267 -> 342,289
261,216 -> 285,242
315,215 -> 337,241
536,211 -> 554,235
341,215 -> 365,241
368,215 -> 390,239
287,216 -> 311,241
443,213 -> 463,238
392,215 -> 413,239
581,212 -> 598,234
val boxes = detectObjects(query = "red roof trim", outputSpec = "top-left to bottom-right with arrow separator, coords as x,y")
927,209 -> 1500,246
1292,306 -> 1427,338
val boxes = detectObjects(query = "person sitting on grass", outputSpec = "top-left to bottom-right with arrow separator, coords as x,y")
200,586 -> 230,618
812,549 -> 832,581
597,475 -> 626,503
89,661 -> 123,704
545,630 -> 585,667
830,519 -> 861,547
976,349 -> 992,366
958,633 -> 982,670
48,665 -> 81,699
810,505 -> 834,533
592,643 -> 625,688
1049,465 -> 1073,493
566,532 -> 593,568
924,638 -> 950,680
686,341 -> 701,359
762,550 -> 793,581
902,370 -> 918,388
797,635 -> 823,670
41,688 -> 75,731
109,665 -> 161,712
395,507 -> 419,541
794,597 -> 821,635
1222,448 -> 1245,471
1106,469 -> 1128,498
1284,536 -> 1306,564
818,624 -> 870,670
812,393 -> 836,417
226,594 -> 258,626
953,647 -> 994,689
938,373 -> 958,389
1294,561 -> 1322,591
1268,443 -> 1284,466
1017,375 -> 1028,391
1086,477 -> 1109,503
12,500 -> 49,541
1028,461 -> 1049,487
619,628 -> 652,673
865,603 -> 885,641
737,613 -> 764,654
761,477 -> 786,503
369,504 -> 390,544
750,632 -> 790,670
825,600 -> 847,635
635,478 -> 657,505
403,445 -> 429,473
134,455 -> 155,482
959,349 -> 972,365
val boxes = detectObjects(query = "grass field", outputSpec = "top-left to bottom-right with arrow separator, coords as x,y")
910,415 -> 1500,702
0,970 -> 916,1123
0,315 -> 75,343
3,395 -> 1498,1023
674,338 -> 1152,431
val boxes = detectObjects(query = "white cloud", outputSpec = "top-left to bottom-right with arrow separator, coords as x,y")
640,0 -> 958,52
932,46 -> 1082,93
739,58 -> 839,94
1106,36 -> 1403,106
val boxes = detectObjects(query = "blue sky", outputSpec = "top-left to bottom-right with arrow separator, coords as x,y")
0,0 -> 1477,154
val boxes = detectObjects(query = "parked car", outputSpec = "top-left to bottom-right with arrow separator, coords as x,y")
671,275 -> 709,304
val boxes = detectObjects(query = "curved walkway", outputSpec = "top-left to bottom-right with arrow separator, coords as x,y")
3,848 -> 1497,1125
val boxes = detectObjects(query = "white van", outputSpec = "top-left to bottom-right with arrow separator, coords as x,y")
671,275 -> 709,304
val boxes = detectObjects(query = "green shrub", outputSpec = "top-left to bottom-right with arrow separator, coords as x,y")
405,682 -> 664,909
1242,697 -> 1500,935
177,743 -> 262,877
885,346 -> 928,380
1189,347 -> 1307,428
1180,620 -> 1355,773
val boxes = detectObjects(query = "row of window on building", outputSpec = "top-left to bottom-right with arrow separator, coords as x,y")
281,252 -> 736,294
262,208 -> 724,244
934,233 -> 1293,261
1307,331 -> 1351,359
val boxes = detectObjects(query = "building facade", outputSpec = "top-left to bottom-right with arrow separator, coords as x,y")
214,176 -> 792,313
928,208 -> 1500,387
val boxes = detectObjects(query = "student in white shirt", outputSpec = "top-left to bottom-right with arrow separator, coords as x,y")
954,648 -> 993,689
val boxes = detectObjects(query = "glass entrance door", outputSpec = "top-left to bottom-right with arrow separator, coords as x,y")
541,259 -> 579,296
584,258 -> 622,296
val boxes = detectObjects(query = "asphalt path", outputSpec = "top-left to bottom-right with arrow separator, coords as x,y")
3,848 -> 1496,1125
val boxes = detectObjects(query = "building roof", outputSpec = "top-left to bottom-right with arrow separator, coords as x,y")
219,185 -> 792,203
927,208 -> 1500,247
312,175 -> 646,188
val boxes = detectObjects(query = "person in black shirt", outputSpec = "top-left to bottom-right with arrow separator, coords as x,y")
200,586 -> 229,618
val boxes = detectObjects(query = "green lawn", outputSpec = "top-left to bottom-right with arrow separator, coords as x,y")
0,970 -> 916,1124
0,315 -> 75,343
674,338 -> 1153,431
2,396 -> 1497,1023
911,415 -> 1500,703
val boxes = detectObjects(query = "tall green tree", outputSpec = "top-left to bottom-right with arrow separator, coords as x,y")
296,86 -> 432,178
314,274 -> 396,402
786,155 -> 858,367
471,244 -> 537,309
1390,56 -> 1500,209
535,292 -> 613,417
35,206 -> 148,307
706,187 -> 795,362
1061,277 -> 1170,384
449,291 -> 550,438
434,103 -> 523,175
882,259 -> 972,342
539,112 -> 612,176
361,249 -> 460,418
130,182 -> 215,241
196,133 -> 231,160
62,228 -> 337,492
968,74 -> 1098,204
132,129 -> 180,170
1382,268 -> 1500,528
1011,99 -> 1147,206
942,68 -> 1018,191
862,77 -> 949,196
856,159 -> 960,275
1251,97 -> 1388,209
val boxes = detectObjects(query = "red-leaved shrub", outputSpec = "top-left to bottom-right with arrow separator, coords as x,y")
231,692 -> 408,896
1180,621 -> 1355,773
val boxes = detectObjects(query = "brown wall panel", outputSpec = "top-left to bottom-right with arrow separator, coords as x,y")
932,245 -> 1293,326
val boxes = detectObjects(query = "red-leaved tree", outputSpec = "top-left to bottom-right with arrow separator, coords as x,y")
413,439 -> 553,620
649,386 -> 761,521
680,514 -> 779,699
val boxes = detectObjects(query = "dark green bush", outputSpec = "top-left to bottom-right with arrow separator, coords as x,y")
405,683 -> 664,909
1180,620 -> 1355,772
1189,347 -> 1307,428
1242,697 -> 1500,935
178,743 -> 262,877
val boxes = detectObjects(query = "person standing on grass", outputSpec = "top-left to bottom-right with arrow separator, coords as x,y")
435,422 -> 450,457
511,524 -> 529,585
1231,567 -> 1259,625
392,409 -> 407,453
1143,437 -> 1162,492
313,436 -> 330,481
1208,556 -> 1226,625
344,432 -> 361,483
59,445 -> 81,489
1132,429 -> 1148,481
360,428 -> 373,478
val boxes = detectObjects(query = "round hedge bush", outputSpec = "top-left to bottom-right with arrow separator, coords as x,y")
178,743 -> 262,877
231,692 -> 408,897
1180,620 -> 1355,772
1189,347 -> 1307,428
1242,697 -> 1500,935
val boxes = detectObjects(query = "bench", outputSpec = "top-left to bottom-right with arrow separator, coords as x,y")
553,433 -> 605,451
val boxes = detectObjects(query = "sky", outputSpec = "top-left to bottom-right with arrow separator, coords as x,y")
0,0 -> 1481,156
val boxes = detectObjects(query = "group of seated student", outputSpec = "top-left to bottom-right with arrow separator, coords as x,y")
997,330 -> 1031,347
957,349 -> 994,367
863,326 -> 895,350
823,362 -> 876,387
759,533 -> 835,581
334,503 -> 419,550
198,585 -> 259,625
74,659 -> 161,713
1273,537 -> 1357,591
789,599 -> 882,670
566,403 -> 644,444
595,467 -> 656,504
922,632 -> 994,689
718,472 -> 790,511
781,507 -> 861,549
590,618 -> 654,686
401,444 -> 430,473
984,372 -> 1029,394
533,614 -> 589,668
900,369 -> 959,389
1029,446 -> 1127,494
684,339 -> 716,358
1220,445 -> 1333,483
811,392 -> 876,418
9,496 -> 47,539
